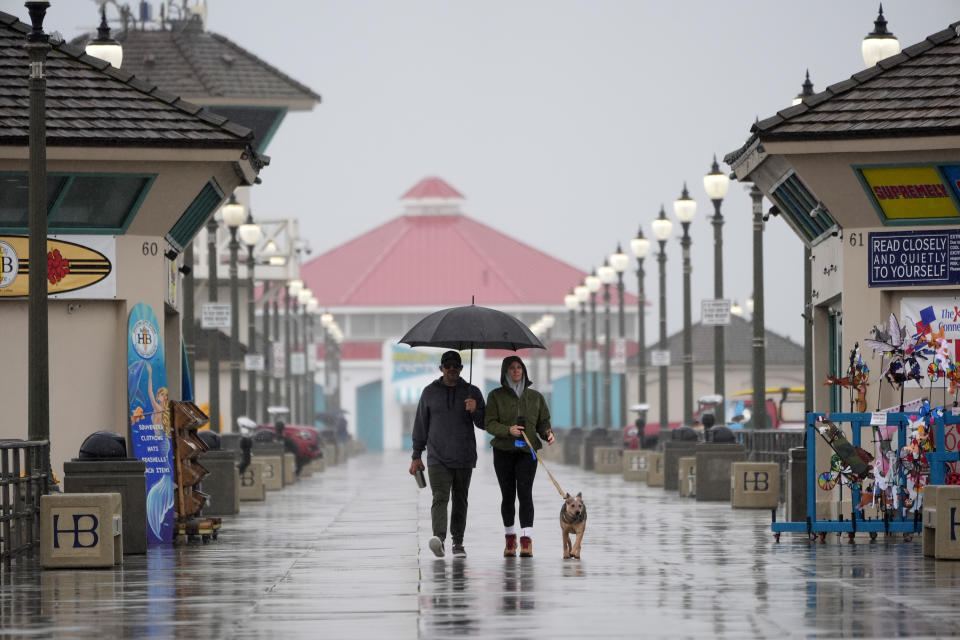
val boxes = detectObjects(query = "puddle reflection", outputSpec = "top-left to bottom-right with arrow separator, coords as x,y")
427,558 -> 478,634
501,559 -> 535,612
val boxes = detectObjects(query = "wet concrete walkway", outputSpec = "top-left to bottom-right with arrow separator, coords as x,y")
3,449 -> 960,638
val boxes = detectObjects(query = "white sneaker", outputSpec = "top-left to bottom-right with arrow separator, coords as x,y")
428,536 -> 445,557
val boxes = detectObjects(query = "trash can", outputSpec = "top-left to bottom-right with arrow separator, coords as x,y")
63,431 -> 147,555
580,428 -> 613,471
563,428 -> 584,466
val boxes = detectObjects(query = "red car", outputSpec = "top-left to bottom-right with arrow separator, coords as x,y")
255,423 -> 321,466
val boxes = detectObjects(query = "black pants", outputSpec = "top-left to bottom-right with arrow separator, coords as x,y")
427,465 -> 472,544
493,447 -> 538,528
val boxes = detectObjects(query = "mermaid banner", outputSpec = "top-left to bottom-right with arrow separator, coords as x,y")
127,302 -> 175,544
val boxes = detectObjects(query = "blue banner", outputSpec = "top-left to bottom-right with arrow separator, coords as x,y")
127,302 -> 175,544
868,229 -> 960,287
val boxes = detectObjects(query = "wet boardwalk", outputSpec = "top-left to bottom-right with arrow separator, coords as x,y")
3,449 -> 960,639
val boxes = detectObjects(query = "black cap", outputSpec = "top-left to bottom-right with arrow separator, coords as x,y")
440,350 -> 462,366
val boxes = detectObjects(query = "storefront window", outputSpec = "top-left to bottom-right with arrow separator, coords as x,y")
0,172 -> 153,233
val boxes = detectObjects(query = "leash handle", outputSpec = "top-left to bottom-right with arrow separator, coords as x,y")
520,430 -> 567,498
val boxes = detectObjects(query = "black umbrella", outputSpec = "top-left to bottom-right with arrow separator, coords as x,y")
399,303 -> 545,382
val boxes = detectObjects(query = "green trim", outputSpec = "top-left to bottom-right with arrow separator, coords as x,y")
852,162 -> 960,227
165,178 -> 224,251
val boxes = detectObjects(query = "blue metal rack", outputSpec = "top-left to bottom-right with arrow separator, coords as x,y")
772,410 -> 960,542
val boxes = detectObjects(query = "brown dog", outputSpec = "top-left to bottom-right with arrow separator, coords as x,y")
560,492 -> 586,559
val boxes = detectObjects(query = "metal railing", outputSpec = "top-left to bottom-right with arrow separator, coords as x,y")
1,440 -> 50,571
735,429 -> 805,473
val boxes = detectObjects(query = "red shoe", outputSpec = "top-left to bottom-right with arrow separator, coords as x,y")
519,536 -> 533,557
504,534 -> 517,557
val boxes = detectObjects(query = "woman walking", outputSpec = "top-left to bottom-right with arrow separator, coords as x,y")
485,355 -> 555,557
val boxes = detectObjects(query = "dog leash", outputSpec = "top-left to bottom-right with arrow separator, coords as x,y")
519,430 -> 568,498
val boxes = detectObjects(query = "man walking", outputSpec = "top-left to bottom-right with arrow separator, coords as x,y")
409,350 -> 485,558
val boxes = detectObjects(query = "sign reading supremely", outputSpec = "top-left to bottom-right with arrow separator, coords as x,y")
860,166 -> 959,221
868,229 -> 960,287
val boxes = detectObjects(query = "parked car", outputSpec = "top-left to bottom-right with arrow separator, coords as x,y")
255,423 -> 321,471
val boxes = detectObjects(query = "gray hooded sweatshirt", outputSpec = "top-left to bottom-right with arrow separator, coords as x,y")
411,377 -> 486,468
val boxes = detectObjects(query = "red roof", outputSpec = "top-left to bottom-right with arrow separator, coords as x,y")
301,177 -> 637,309
400,176 -> 464,200
302,213 -> 636,307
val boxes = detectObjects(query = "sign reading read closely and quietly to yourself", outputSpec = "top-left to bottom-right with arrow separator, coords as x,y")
868,229 -> 960,287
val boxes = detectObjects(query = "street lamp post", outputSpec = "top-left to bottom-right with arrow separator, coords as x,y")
222,196 -> 246,432
25,1 -> 51,451
751,185 -> 767,429
651,206 -> 673,440
239,214 -> 261,420
205,215 -> 221,432
542,314 -> 555,411
585,271 -> 601,428
609,245 -> 630,429
630,229 -> 651,409
704,156 -> 730,414
272,294 -> 281,416
306,300 -> 319,427
262,286 -> 272,422
564,292 -> 579,428
598,261 -> 615,430
673,184 -> 697,426
298,287 -> 312,423
574,284 -> 590,428
285,280 -> 302,418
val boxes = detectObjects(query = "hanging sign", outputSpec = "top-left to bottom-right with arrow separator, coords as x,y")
867,229 -> 960,287
126,302 -> 175,545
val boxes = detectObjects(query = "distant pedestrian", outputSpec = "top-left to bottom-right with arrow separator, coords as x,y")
484,356 -> 554,558
409,350 -> 485,559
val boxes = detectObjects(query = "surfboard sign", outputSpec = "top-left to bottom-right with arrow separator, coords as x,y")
0,235 -> 115,298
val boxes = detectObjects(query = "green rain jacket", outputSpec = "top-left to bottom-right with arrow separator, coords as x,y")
484,356 -> 551,452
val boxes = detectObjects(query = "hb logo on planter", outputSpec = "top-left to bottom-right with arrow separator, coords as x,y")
53,513 -> 100,548
241,469 -> 256,486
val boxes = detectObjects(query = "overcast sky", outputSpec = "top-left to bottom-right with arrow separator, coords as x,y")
5,0 -> 959,345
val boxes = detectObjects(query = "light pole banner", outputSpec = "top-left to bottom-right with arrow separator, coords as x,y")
244,354 -> 265,372
126,302 -> 175,545
586,348 -> 601,372
291,353 -> 306,375
272,343 -> 285,378
612,338 -> 627,374
565,342 -> 578,364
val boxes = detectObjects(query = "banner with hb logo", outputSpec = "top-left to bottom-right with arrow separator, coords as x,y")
127,302 -> 175,544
